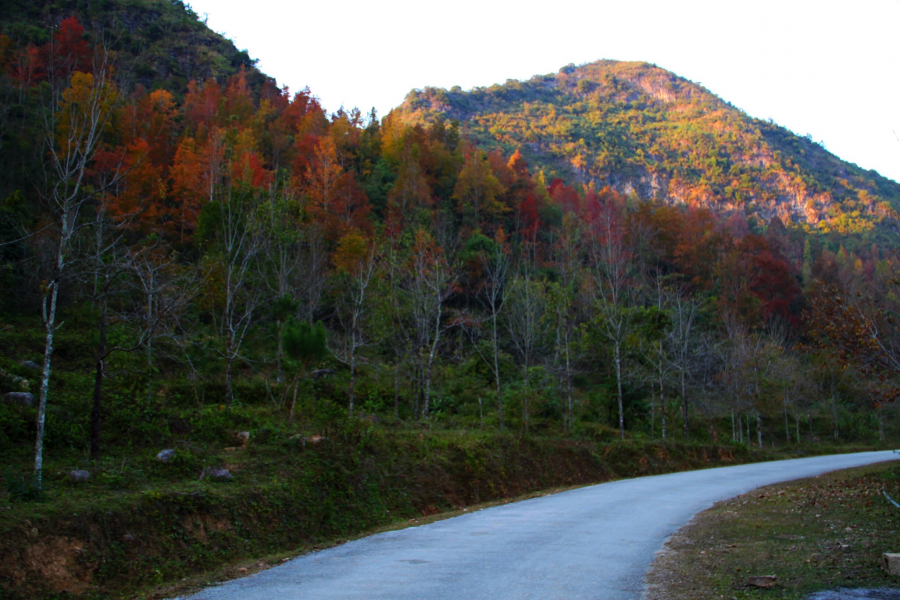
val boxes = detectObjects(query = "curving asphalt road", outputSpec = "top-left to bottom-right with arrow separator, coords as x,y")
176,451 -> 897,600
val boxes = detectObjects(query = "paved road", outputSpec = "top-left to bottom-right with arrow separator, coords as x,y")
177,451 -> 897,600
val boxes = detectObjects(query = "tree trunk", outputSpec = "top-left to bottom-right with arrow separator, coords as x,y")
34,284 -> 59,492
832,396 -> 839,441
288,376 -> 300,423
878,404 -> 886,444
423,359 -> 433,419
731,409 -> 735,442
783,394 -> 790,444
146,276 -> 154,404
659,356 -> 666,442
681,370 -> 688,439
225,338 -> 234,407
276,319 -> 285,384
423,326 -> 440,419
614,343 -> 624,439
394,362 -> 400,419
564,318 -> 573,434
795,413 -> 800,444
348,338 -> 356,418
494,312 -> 503,430
756,410 -> 763,449
90,295 -> 108,460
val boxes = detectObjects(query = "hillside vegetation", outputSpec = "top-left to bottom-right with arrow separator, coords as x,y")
398,61 -> 900,239
2,5 -> 900,597
1,0 -> 260,95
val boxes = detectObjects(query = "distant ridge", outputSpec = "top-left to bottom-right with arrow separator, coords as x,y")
396,60 -> 900,238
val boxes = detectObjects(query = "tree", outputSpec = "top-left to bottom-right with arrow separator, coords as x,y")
634,273 -> 674,440
129,242 -> 197,405
452,146 -> 506,228
408,229 -> 456,419
198,182 -> 263,406
504,264 -> 548,433
586,195 -> 633,439
32,55 -> 122,491
666,288 -> 700,439
332,231 -> 381,417
256,181 -> 303,383
550,212 -> 584,432
464,229 -> 511,428
282,320 -> 327,422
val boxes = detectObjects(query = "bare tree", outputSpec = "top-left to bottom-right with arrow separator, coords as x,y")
586,199 -> 633,439
332,233 -> 382,418
465,233 -> 511,428
204,182 -> 263,406
550,213 -> 583,433
130,243 -> 199,404
257,181 -> 302,383
636,270 -> 675,440
505,247 -> 548,433
408,229 -> 456,419
665,288 -> 700,439
31,52 -> 123,491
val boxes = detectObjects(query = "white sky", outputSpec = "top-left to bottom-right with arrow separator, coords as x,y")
186,0 -> 900,183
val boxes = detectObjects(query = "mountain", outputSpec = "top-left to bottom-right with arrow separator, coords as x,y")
396,60 -> 900,238
0,0 -> 263,97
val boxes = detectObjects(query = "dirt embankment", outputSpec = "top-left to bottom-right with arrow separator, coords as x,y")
1,437 -> 748,600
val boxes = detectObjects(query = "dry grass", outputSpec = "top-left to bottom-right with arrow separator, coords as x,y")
644,461 -> 900,600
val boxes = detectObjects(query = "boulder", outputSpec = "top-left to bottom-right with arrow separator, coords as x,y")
883,553 -> 900,576
200,467 -> 233,481
69,469 -> 90,483
156,449 -> 176,463
19,361 -> 40,371
4,392 -> 34,407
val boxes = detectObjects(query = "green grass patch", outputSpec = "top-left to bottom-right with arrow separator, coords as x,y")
644,460 -> 900,599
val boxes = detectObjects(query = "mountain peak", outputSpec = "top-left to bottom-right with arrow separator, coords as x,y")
398,61 -> 900,239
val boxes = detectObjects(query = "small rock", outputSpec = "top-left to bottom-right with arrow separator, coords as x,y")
4,392 -> 34,407
748,575 -> 777,588
69,469 -> 90,483
123,534 -> 135,542
229,430 -> 250,448
19,361 -> 40,371
310,368 -> 334,380
156,449 -> 176,463
200,467 -> 233,481
238,567 -> 247,573
883,553 -> 900,576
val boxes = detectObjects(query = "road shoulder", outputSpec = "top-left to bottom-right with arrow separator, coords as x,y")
643,460 -> 900,600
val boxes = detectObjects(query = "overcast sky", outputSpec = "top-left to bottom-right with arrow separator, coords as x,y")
186,0 -> 900,183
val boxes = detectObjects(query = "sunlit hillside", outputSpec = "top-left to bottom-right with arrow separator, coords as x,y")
397,60 -> 900,238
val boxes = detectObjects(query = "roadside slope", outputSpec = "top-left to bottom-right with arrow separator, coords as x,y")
174,452 -> 897,600
1,436 -> 749,599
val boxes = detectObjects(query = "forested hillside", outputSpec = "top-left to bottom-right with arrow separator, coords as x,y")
1,2 -> 899,507
398,61 -> 900,241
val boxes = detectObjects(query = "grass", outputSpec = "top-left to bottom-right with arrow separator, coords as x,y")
644,459 -> 900,599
